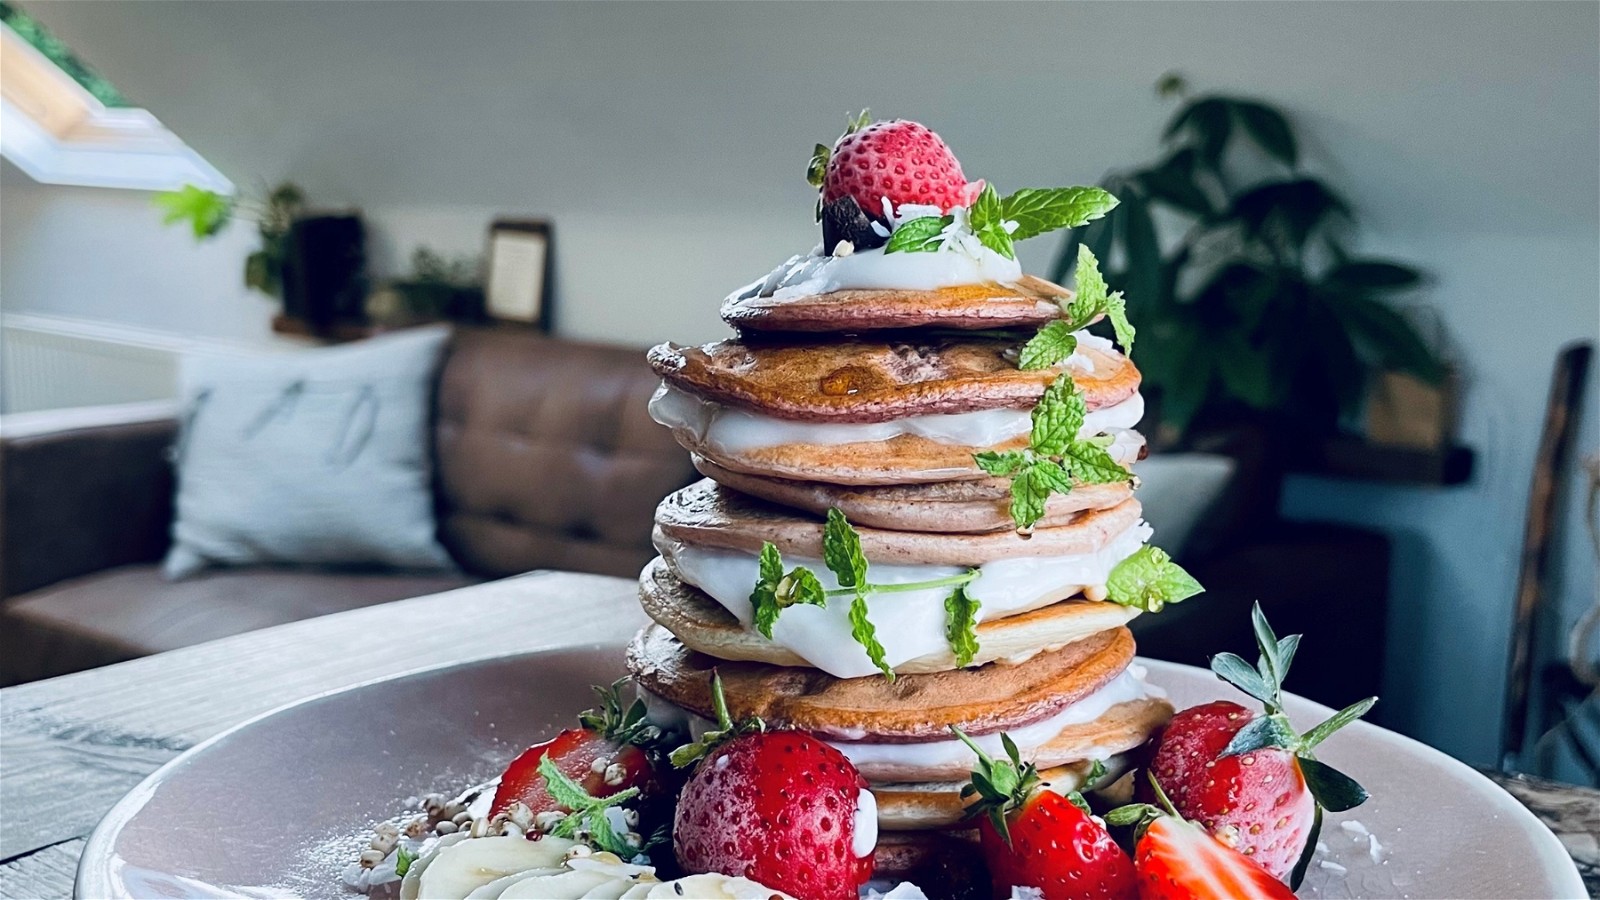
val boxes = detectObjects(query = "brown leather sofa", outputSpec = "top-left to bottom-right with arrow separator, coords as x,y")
0,327 -> 697,686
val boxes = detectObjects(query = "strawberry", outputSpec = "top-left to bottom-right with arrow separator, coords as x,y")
489,679 -> 659,818
670,675 -> 873,900
1122,807 -> 1296,900
955,728 -> 1135,900
1143,602 -> 1376,886
809,111 -> 981,218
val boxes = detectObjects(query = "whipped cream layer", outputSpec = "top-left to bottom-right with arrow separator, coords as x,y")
641,666 -> 1163,782
650,379 -> 1144,459
732,241 -> 1024,301
657,519 -> 1150,678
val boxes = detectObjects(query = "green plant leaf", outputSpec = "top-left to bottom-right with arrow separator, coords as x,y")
1164,97 -> 1233,165
1324,260 -> 1424,290
1291,804 -> 1323,890
1060,441 -> 1130,484
999,187 -> 1120,241
1106,545 -> 1203,613
1325,291 -> 1445,383
1211,652 -> 1278,706
776,565 -> 827,611
849,594 -> 892,679
393,845 -> 416,877
1018,321 -> 1079,370
944,584 -> 981,667
806,143 -> 830,188
1069,245 -> 1111,325
969,184 -> 1015,259
1136,148 -> 1214,217
1030,375 -> 1085,457
750,542 -> 783,638
1229,178 -> 1352,252
1104,291 -> 1135,355
1301,696 -> 1378,750
1298,757 -> 1369,812
1223,713 -> 1299,757
973,450 -> 1030,477
822,508 -> 868,591
153,185 -> 232,239
884,215 -> 950,254
1234,101 -> 1298,168
1009,464 -> 1052,531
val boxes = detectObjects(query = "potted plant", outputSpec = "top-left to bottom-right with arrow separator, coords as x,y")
154,182 -> 306,298
1052,76 -> 1447,448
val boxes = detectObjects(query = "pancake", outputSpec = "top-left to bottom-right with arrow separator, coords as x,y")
655,478 -> 1143,566
721,275 -> 1072,334
638,557 -> 1139,673
647,337 -> 1139,423
694,456 -> 1137,533
871,830 -> 985,890
625,623 -> 1135,741
874,758 -> 1123,831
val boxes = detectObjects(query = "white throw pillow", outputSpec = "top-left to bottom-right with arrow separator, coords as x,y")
163,326 -> 455,578
1131,453 -> 1238,559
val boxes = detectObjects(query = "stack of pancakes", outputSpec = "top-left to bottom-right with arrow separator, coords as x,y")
630,275 -> 1175,869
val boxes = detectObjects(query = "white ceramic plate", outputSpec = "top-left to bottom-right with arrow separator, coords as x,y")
77,649 -> 1586,899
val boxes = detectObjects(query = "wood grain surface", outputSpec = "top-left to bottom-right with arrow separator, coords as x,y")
1,571 -> 1595,899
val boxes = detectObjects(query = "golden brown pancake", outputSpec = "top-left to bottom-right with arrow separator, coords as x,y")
871,830 -> 985,888
695,456 -> 1137,532
638,557 -> 1139,673
721,275 -> 1072,333
655,479 -> 1143,566
625,623 -> 1136,741
676,429 -> 1026,485
647,337 -> 1139,423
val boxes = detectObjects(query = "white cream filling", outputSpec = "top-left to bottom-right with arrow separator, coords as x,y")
639,667 -> 1161,777
648,378 -> 1144,458
657,520 -> 1151,679
730,236 -> 1024,301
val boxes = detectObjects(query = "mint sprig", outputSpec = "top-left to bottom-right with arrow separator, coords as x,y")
1001,187 -> 1120,241
1209,603 -> 1378,890
393,845 -> 416,877
745,509 -> 981,677
1019,245 -> 1134,369
972,375 -> 1134,530
537,753 -> 641,857
968,183 -> 1014,259
875,184 -> 1116,260
883,215 -> 951,253
1105,545 -> 1203,613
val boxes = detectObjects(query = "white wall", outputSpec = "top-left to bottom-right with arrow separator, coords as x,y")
8,1 -> 1598,766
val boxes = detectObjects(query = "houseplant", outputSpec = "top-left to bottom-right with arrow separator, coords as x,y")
1052,76 -> 1445,444
154,182 -> 306,298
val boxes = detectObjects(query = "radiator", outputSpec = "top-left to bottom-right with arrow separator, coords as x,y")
0,314 -> 283,414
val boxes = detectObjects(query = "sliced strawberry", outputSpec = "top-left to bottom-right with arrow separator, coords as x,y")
489,679 -> 659,817
1133,814 -> 1295,900
1143,603 -> 1375,884
956,729 -> 1135,900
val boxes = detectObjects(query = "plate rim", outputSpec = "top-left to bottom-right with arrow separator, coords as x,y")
77,649 -> 1588,899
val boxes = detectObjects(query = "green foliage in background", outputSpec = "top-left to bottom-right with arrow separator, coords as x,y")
0,1 -> 129,107
1052,76 -> 1444,440
153,183 -> 306,299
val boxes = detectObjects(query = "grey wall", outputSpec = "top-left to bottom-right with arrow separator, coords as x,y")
8,1 -> 1598,766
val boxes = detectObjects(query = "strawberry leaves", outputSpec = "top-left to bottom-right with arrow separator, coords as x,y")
953,727 -> 1046,846
577,678 -> 663,749
668,671 -> 765,769
1209,602 -> 1377,886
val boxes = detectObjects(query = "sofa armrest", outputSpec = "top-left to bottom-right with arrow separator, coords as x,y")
0,401 -> 180,600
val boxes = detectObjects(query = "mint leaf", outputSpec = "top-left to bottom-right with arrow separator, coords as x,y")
394,845 -> 416,877
1009,463 -> 1052,530
1030,375 -> 1086,457
849,594 -> 893,679
822,508 -> 868,591
884,215 -> 950,253
1105,290 -> 1135,354
1106,545 -> 1204,613
776,566 -> 827,610
944,583 -> 981,667
973,449 -> 1029,477
751,542 -> 783,638
968,184 -> 1015,259
1071,246 -> 1110,321
1060,441 -> 1130,484
1000,187 -> 1119,241
1028,458 -> 1075,494
1018,321 -> 1079,370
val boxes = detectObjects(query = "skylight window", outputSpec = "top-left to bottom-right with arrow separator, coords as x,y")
0,3 -> 230,193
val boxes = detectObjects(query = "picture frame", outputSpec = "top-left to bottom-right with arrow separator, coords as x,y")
484,219 -> 553,331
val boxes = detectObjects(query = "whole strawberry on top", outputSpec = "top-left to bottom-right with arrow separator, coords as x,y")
670,674 -> 874,900
489,679 -> 661,834
1143,603 -> 1377,885
1106,779 -> 1294,900
953,727 -> 1135,900
818,114 -> 980,217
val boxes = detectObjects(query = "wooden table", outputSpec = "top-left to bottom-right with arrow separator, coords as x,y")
2,572 -> 1596,899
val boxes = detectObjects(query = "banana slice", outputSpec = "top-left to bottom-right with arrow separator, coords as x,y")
402,835 -> 576,899
621,874 -> 797,899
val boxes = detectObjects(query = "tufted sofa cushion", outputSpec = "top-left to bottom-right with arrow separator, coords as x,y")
434,327 -> 696,579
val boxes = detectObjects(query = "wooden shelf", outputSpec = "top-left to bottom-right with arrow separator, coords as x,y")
1290,436 -> 1475,486
271,314 -> 380,343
